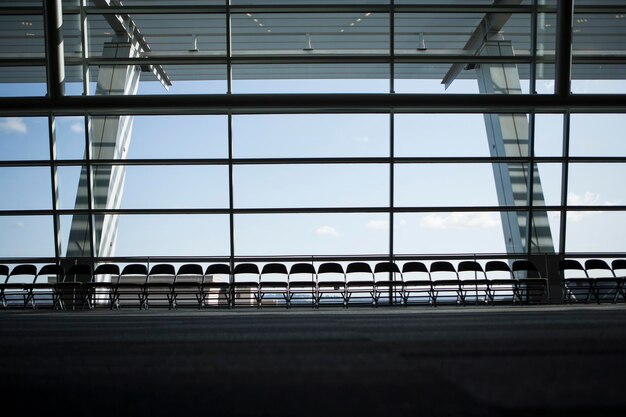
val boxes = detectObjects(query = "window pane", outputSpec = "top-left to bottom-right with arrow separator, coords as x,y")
0,167 -> 51,210
232,63 -> 389,93
234,164 -> 388,208
395,114 -> 490,157
234,114 -> 389,158
59,214 -> 91,258
0,117 -> 49,161
0,216 -> 55,258
395,164 -> 519,207
570,114 -> 626,156
534,113 -> 563,157
0,66 -> 47,97
114,214 -> 230,257
534,163 -> 561,207
394,212 -> 508,254
55,116 -> 86,160
57,166 -> 86,210
235,213 -> 389,256
93,165 -> 229,209
566,211 -> 626,253
567,163 -> 626,207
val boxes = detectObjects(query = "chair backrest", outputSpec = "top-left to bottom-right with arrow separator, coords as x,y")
584,259 -> 614,278
234,263 -> 260,275
457,261 -> 485,281
93,264 -> 121,284
65,264 -> 92,282
261,263 -> 288,283
177,264 -> 204,276
206,264 -> 231,276
485,261 -> 513,280
8,264 -> 38,283
559,259 -> 587,279
149,264 -> 176,276
374,262 -> 401,282
121,264 -> 148,276
205,264 -> 231,283
511,260 -> 540,279
317,263 -> 345,283
233,263 -> 259,284
36,264 -> 65,283
0,265 -> 9,280
289,263 -> 316,283
345,262 -> 373,283
402,262 -> 428,274
289,263 -> 316,275
94,264 -> 120,276
429,261 -> 457,282
611,259 -> 626,276
374,262 -> 400,274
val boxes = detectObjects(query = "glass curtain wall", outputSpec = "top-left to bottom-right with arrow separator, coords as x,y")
1,1 -> 626,265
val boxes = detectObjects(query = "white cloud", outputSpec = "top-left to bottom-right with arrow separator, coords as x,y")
365,219 -> 388,230
0,117 -> 27,135
70,122 -> 84,133
567,192 -> 616,222
420,212 -> 499,230
315,225 -> 339,237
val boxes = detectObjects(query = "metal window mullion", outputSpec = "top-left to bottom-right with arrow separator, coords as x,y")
48,115 -> 61,260
80,0 -> 90,96
388,110 -> 395,305
530,0 -> 538,94
555,0 -> 573,97
526,112 -> 536,256
559,112 -> 570,255
84,114 -> 96,262
226,0 -> 232,95
389,0 -> 395,94
43,0 -> 64,100
227,113 -> 235,287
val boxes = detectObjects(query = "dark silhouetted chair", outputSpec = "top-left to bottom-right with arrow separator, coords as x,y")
560,259 -> 593,304
611,259 -> 626,303
401,262 -> 431,305
585,259 -> 620,304
512,260 -> 548,304
56,264 -> 90,310
2,265 -> 37,308
259,263 -> 289,308
430,261 -> 462,306
373,262 -> 403,306
484,261 -> 517,304
316,263 -> 346,307
84,264 -> 120,309
345,262 -> 375,307
24,264 -> 63,309
288,263 -> 316,307
144,264 -> 176,309
172,264 -> 204,309
203,264 -> 232,308
232,263 -> 260,308
113,264 -> 149,309
457,261 -> 489,305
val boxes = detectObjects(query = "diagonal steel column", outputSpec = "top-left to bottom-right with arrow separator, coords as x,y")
476,37 -> 555,256
65,40 -> 141,261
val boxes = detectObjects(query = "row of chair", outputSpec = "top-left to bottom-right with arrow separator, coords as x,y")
561,259 -> 626,304
0,260 -> 560,310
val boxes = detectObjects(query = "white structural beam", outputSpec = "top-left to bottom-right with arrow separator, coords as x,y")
65,40 -> 141,260
476,36 -> 555,255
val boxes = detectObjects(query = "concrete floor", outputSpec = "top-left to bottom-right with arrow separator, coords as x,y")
1,305 -> 626,416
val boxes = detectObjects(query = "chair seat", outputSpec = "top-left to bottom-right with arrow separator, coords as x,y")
1,283 -> 27,290
432,280 -> 460,287
289,282 -> 315,288
403,280 -> 431,287
488,279 -> 518,286
24,283 -> 54,290
374,281 -> 404,287
260,282 -> 288,289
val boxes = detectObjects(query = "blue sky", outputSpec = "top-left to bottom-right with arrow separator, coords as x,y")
1,78 -> 626,259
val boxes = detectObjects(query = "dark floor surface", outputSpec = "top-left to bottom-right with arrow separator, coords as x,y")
1,305 -> 626,416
